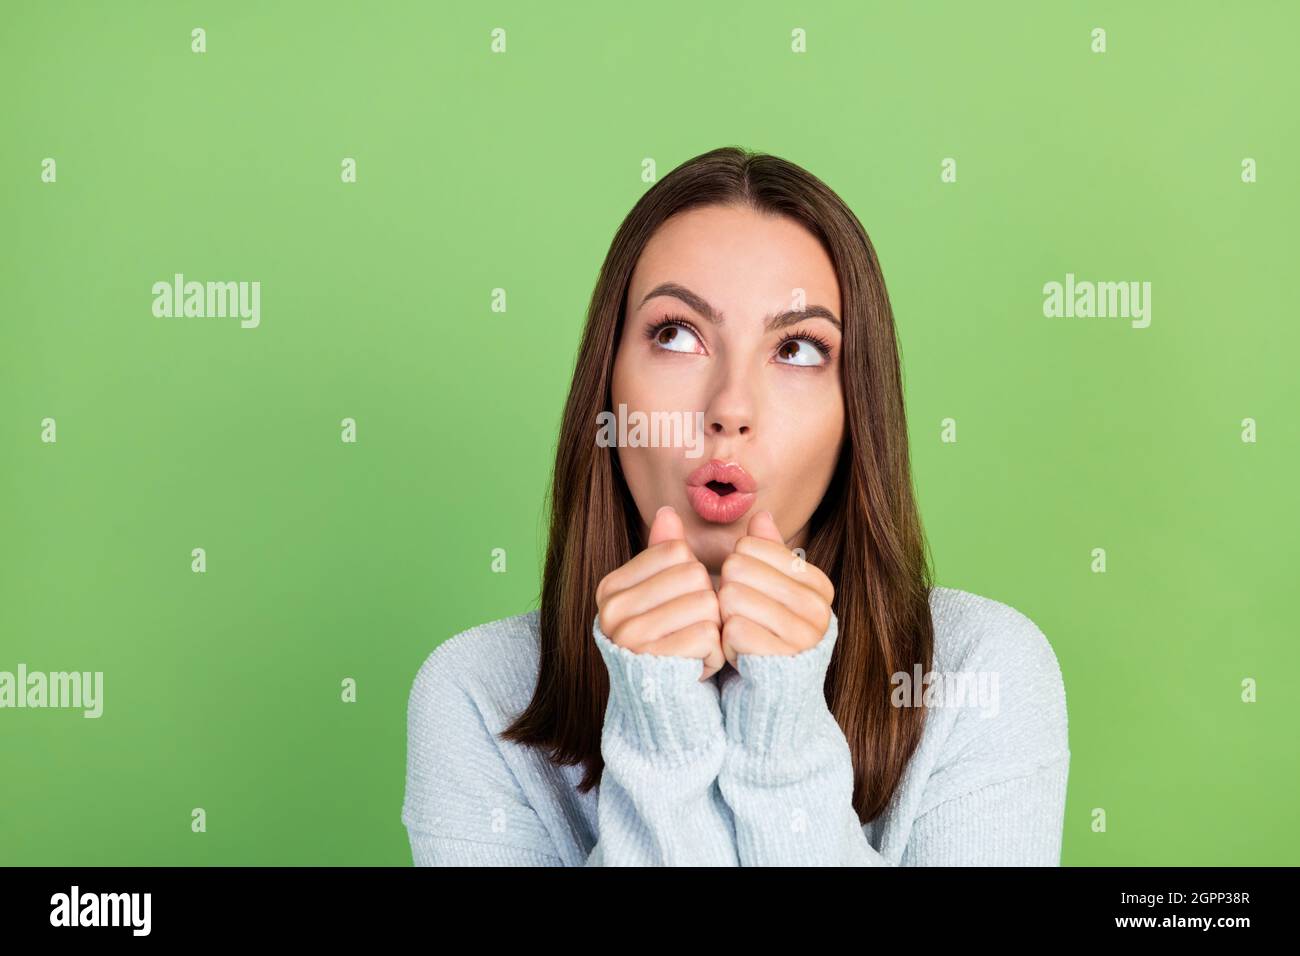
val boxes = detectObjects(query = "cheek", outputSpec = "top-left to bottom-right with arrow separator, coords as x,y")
768,376 -> 845,492
611,334 -> 668,411
616,444 -> 678,517
610,344 -> 685,517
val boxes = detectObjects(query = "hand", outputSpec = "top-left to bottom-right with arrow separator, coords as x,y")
596,505 -> 727,681
717,511 -> 836,668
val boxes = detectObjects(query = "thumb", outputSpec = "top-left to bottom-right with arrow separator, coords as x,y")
647,505 -> 686,547
746,509 -> 784,545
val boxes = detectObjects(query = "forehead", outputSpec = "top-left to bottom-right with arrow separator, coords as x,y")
628,204 -> 841,318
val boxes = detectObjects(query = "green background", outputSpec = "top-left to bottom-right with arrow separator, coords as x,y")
2,1 -> 1296,865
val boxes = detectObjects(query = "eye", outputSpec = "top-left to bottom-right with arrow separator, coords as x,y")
775,333 -> 832,367
645,317 -> 706,355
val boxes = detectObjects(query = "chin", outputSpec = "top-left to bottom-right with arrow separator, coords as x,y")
685,526 -> 742,569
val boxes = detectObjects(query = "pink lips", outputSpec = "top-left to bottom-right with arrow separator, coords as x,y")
685,459 -> 758,524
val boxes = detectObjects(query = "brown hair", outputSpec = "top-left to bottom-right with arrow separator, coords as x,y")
500,145 -> 935,823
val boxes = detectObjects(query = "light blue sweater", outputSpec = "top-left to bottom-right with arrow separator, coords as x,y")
402,585 -> 1070,865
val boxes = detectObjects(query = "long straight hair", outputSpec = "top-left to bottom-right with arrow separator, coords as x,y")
500,146 -> 935,823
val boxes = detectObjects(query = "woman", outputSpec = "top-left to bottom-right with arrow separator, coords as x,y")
402,146 -> 1070,866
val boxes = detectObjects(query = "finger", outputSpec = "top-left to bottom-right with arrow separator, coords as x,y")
647,505 -> 686,547
717,580 -> 821,651
732,534 -> 834,605
612,589 -> 721,653
597,536 -> 695,607
699,656 -> 724,683
746,510 -> 785,544
600,559 -> 713,634
721,614 -> 791,667
648,620 -> 726,681
719,551 -> 830,633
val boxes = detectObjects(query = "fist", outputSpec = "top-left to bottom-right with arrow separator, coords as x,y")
716,510 -> 835,667
595,505 -> 727,681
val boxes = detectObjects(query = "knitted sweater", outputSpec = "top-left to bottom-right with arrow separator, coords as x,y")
401,585 -> 1070,865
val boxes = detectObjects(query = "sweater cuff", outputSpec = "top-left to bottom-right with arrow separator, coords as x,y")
593,615 -> 724,761
720,610 -> 839,754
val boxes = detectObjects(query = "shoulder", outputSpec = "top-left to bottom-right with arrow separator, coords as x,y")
921,586 -> 1070,785
406,608 -> 541,730
402,609 -> 546,836
409,608 -> 541,688
927,585 -> 1064,688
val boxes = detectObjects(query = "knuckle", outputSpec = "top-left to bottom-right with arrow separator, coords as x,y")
801,619 -> 821,645
720,551 -> 744,579
689,619 -> 715,641
665,540 -> 692,564
617,615 -> 647,647
693,590 -> 721,623
602,588 -> 627,626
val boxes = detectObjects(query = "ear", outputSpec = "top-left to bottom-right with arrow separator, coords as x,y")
745,510 -> 784,545
647,505 -> 687,547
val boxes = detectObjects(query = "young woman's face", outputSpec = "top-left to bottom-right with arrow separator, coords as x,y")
611,202 -> 846,576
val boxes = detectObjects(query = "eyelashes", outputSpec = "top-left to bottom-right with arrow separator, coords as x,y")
643,314 -> 834,364
643,315 -> 700,347
778,328 -> 834,360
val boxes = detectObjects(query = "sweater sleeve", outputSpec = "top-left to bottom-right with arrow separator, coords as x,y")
408,830 -> 564,866
402,633 -> 570,866
716,609 -> 890,864
401,614 -> 740,867
586,615 -> 740,865
716,609 -> 1071,866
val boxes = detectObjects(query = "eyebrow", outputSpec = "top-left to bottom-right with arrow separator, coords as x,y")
638,281 -> 842,333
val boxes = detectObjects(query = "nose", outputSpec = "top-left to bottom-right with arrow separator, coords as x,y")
708,415 -> 750,436
704,365 -> 754,437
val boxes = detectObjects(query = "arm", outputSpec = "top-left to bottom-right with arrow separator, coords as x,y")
717,610 -> 891,865
401,615 -> 741,867
587,614 -> 739,865
901,756 -> 1070,865
409,831 -> 563,866
402,638 -> 568,866
718,609 -> 1071,866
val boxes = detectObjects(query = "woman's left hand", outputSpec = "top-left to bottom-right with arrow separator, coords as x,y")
716,511 -> 836,667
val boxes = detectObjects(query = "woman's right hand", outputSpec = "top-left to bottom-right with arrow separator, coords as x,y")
595,505 -> 726,681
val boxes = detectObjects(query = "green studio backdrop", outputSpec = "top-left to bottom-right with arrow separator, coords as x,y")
1,1 -> 1297,865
